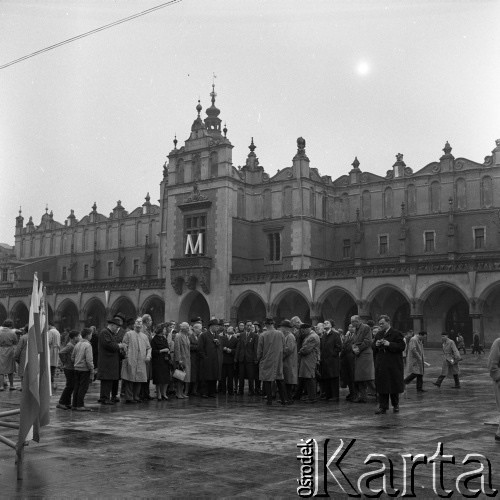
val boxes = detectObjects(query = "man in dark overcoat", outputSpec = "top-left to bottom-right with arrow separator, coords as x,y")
219,325 -> 238,394
235,320 -> 259,395
198,318 -> 223,397
319,320 -> 342,401
373,314 -> 405,414
97,317 -> 124,405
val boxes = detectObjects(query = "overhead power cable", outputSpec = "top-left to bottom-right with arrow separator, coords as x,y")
0,0 -> 183,70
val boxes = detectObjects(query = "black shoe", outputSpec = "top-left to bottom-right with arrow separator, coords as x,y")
125,400 -> 138,404
393,406 -> 400,413
101,400 -> 115,405
417,389 -> 426,392
375,408 -> 387,414
432,382 -> 441,387
201,394 -> 208,398
495,435 -> 500,442
112,397 -> 120,403
453,385 -> 461,389
266,400 -> 272,406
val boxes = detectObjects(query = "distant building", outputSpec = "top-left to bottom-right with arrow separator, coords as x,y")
2,86 -> 500,346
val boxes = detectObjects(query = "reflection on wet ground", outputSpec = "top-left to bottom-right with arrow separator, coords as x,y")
0,348 -> 499,497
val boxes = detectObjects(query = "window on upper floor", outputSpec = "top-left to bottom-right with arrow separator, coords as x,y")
210,151 -> 218,178
473,227 -> 485,250
283,186 -> 293,217
361,190 -> 371,219
383,187 -> 393,218
84,264 -> 89,278
481,176 -> 493,208
378,234 -> 388,255
343,239 -> 351,258
107,261 -> 113,277
267,232 -> 281,262
62,266 -> 67,280
424,231 -> 435,252
177,159 -> 184,184
263,189 -> 272,219
185,214 -> 206,256
455,178 -> 467,210
406,184 -> 417,216
133,259 -> 139,275
430,181 -> 441,213
2,268 -> 7,281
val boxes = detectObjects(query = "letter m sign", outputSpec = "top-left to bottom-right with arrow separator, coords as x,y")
185,233 -> 204,255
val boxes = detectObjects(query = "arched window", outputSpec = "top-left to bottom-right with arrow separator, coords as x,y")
177,159 -> 184,184
237,188 -> 245,218
210,151 -> 218,178
361,190 -> 371,219
263,189 -> 272,219
383,187 -> 393,218
192,154 -> 201,181
455,178 -> 467,210
406,184 -> 417,215
430,181 -> 441,213
283,186 -> 293,216
135,221 -> 141,246
481,176 -> 493,208
342,193 -> 350,222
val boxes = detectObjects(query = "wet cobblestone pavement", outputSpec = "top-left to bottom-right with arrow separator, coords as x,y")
1,348 -> 499,498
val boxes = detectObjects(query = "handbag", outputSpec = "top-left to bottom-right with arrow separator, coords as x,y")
173,368 -> 186,381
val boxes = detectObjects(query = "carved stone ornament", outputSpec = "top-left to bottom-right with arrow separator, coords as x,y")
484,155 -> 493,166
171,276 -> 183,295
404,166 -> 413,176
432,164 -> 441,173
262,173 -> 270,183
454,160 -> 464,170
186,274 -> 197,290
386,170 -> 394,179
361,173 -> 369,183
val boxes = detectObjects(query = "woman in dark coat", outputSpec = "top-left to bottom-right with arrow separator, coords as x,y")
319,320 -> 342,401
151,324 -> 172,400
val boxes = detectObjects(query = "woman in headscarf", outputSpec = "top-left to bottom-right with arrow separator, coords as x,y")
151,324 -> 172,401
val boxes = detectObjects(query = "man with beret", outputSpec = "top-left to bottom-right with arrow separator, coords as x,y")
198,318 -> 223,397
235,320 -> 259,395
257,318 -> 288,405
281,319 -> 298,403
97,316 -> 125,405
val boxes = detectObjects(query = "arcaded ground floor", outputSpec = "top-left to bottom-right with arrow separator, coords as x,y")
1,348 -> 499,498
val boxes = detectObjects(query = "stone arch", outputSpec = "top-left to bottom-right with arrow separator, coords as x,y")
56,298 -> 80,331
366,285 -> 412,331
110,296 -> 136,321
318,287 -> 358,331
178,290 -> 210,325
477,281 -> 500,346
0,303 -> 7,325
140,295 -> 165,326
10,301 -> 29,329
234,291 -> 266,323
421,283 -> 471,346
82,297 -> 107,330
272,288 -> 310,324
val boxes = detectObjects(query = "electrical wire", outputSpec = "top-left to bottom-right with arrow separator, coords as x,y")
0,0 -> 183,70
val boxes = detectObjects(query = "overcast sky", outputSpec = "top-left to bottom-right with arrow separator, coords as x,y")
1,0 -> 499,246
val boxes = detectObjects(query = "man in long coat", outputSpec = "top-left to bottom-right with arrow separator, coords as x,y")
121,317 -> 151,403
340,325 -> 356,401
487,335 -> 500,442
296,324 -> 320,403
220,325 -> 238,395
97,317 -> 124,405
433,332 -> 462,388
257,318 -> 287,406
351,315 -> 375,403
319,320 -> 342,401
404,331 -> 427,392
281,319 -> 297,402
235,320 -> 258,395
373,314 -> 405,414
198,318 -> 223,397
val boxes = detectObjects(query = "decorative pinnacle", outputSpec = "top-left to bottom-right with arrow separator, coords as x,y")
223,123 -> 227,137
351,157 -> 360,169
196,100 -> 202,117
395,153 -> 404,163
249,137 -> 256,153
443,141 -> 452,155
19,206 -> 22,215
145,192 -> 150,202
92,202 -> 97,212
45,204 -> 48,214
173,134 -> 178,149
210,81 -> 217,105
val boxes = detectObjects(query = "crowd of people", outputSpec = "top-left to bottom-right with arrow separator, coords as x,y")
0,314 -> 495,426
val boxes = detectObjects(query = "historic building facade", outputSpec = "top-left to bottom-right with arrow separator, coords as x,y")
2,86 -> 500,346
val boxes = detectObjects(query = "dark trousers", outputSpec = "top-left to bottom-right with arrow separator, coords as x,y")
295,377 -> 316,401
100,379 -> 114,401
378,393 -> 399,410
263,380 -> 287,403
123,380 -> 141,401
285,383 -> 295,401
112,379 -> 120,398
220,364 -> 235,394
72,370 -> 91,408
404,373 -> 423,390
355,381 -> 368,401
50,365 -> 56,383
321,377 -> 339,400
238,362 -> 256,394
59,369 -> 76,406
233,363 -> 239,393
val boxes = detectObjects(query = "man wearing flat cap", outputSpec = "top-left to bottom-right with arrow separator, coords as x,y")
281,319 -> 297,403
97,316 -> 125,405
198,318 -> 223,397
257,318 -> 288,405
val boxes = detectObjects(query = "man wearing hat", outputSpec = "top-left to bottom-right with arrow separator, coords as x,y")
433,332 -> 462,389
198,318 -> 223,397
281,319 -> 297,403
296,324 -> 320,403
235,320 -> 259,396
404,331 -> 428,392
219,324 -> 238,395
97,316 -> 125,405
257,318 -> 288,405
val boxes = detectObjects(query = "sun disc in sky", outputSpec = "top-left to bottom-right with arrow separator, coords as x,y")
356,61 -> 371,76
